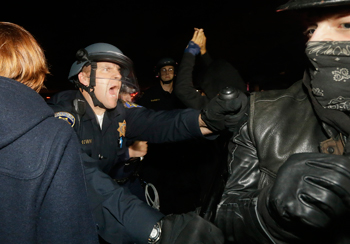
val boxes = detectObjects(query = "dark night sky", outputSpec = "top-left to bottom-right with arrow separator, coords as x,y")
5,0 -> 309,92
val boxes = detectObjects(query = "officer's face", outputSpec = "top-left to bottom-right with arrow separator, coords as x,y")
305,10 -> 350,41
80,62 -> 122,109
159,65 -> 175,82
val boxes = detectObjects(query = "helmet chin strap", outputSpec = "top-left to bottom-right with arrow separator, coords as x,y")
160,77 -> 173,85
161,80 -> 173,85
81,62 -> 107,109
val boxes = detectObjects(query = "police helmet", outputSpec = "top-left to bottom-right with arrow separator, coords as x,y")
68,43 -> 138,91
155,57 -> 177,72
277,0 -> 350,11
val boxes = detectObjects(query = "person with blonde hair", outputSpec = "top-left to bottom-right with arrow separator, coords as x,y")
0,22 -> 98,243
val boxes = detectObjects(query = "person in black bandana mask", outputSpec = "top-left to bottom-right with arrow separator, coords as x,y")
215,1 -> 350,243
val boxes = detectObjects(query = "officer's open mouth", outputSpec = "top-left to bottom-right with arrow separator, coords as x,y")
109,86 -> 119,97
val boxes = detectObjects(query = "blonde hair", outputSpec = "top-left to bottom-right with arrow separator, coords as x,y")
0,22 -> 49,92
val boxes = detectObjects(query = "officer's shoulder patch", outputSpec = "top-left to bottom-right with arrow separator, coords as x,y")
54,111 -> 75,127
122,101 -> 142,108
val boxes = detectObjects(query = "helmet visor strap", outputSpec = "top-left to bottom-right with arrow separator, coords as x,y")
82,62 -> 107,109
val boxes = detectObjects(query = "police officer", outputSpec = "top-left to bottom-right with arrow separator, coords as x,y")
48,43 -> 246,244
137,57 -> 185,111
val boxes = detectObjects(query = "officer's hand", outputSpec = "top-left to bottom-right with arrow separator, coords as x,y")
200,87 -> 248,132
128,141 -> 148,158
259,153 -> 350,240
157,212 -> 224,244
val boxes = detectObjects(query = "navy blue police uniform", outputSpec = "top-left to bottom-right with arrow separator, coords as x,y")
47,89 -> 207,244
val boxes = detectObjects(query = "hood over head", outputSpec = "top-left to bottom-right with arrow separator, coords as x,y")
0,76 -> 53,149
200,59 -> 246,99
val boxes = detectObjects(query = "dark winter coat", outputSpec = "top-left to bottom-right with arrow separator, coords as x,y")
0,76 -> 98,244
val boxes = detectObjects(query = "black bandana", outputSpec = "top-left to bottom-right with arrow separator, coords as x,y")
306,41 -> 350,111
303,41 -> 350,137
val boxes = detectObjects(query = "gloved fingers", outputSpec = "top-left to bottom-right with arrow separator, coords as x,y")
211,97 -> 241,117
221,90 -> 247,114
225,114 -> 248,133
304,174 -> 350,208
285,152 -> 350,173
226,99 -> 242,113
264,152 -> 350,239
224,106 -> 247,121
305,157 -> 350,180
300,187 -> 348,221
301,154 -> 350,206
269,193 -> 332,230
201,88 -> 248,132
232,89 -> 248,109
281,153 -> 350,184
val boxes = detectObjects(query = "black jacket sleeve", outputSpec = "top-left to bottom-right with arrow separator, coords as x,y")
174,52 -> 210,110
123,106 -> 207,142
82,153 -> 164,244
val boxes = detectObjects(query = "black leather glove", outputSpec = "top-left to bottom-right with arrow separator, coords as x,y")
201,87 -> 248,132
258,153 -> 350,241
156,212 -> 224,244
224,91 -> 248,133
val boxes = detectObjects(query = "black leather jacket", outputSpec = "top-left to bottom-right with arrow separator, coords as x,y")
215,80 -> 350,244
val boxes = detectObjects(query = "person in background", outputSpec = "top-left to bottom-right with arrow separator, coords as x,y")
0,22 -> 98,244
137,57 -> 185,111
215,0 -> 350,243
174,28 -> 247,110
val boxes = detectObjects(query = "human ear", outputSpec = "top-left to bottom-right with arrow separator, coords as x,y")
78,72 -> 89,86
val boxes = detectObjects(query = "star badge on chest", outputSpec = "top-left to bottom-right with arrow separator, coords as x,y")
117,120 -> 126,148
117,120 -> 126,137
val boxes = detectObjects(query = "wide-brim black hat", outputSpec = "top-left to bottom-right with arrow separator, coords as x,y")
277,0 -> 350,11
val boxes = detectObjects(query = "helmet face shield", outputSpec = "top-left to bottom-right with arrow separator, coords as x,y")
89,52 -> 138,91
120,73 -> 139,94
68,43 -> 139,95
